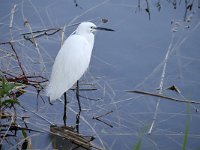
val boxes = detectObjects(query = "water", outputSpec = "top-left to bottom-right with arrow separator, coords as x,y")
1,0 -> 200,150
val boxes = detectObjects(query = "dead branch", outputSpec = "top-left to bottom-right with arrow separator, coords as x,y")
21,21 -> 85,42
21,28 -> 61,36
50,125 -> 102,150
93,110 -> 113,128
1,70 -> 48,89
93,110 -> 113,119
0,113 -> 15,145
94,118 -> 113,128
70,88 -> 97,91
1,124 -> 43,133
22,28 -> 61,42
128,90 -> 200,104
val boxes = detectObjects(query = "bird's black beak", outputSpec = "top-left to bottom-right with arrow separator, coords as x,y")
94,27 -> 115,32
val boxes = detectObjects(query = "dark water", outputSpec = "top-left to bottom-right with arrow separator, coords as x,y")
1,0 -> 200,150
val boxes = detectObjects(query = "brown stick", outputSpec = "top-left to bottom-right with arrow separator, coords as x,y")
93,110 -> 113,128
1,124 -> 43,133
21,28 -> 61,36
22,28 -> 61,41
93,110 -> 113,119
127,90 -> 200,104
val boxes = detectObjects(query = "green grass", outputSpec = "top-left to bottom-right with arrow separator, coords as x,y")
133,126 -> 149,150
1,77 -> 27,149
132,103 -> 191,150
133,137 -> 142,150
0,77 -> 24,107
182,103 -> 191,150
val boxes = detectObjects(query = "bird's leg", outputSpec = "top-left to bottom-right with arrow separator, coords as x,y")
63,92 -> 67,127
76,80 -> 81,133
76,111 -> 80,133
76,80 -> 82,111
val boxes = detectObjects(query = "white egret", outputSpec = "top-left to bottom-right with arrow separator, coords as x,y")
46,22 -> 114,102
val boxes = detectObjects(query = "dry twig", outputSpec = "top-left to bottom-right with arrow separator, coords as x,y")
128,90 -> 200,104
93,110 -> 113,128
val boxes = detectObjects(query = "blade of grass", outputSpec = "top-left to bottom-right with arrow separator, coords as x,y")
133,138 -> 142,150
21,128 -> 27,139
182,103 -> 190,150
0,99 -> 20,107
133,126 -> 148,150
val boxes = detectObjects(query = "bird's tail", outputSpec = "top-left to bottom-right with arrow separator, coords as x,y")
46,84 -> 61,102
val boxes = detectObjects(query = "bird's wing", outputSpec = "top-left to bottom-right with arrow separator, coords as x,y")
46,35 -> 93,101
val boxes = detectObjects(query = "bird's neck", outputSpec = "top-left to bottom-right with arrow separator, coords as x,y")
83,33 -> 94,48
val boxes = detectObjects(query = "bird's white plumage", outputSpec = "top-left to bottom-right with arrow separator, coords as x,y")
46,22 -> 95,101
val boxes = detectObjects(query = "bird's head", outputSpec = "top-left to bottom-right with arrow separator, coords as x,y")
76,22 -> 114,35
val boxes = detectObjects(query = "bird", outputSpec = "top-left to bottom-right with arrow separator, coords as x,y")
46,22 -> 114,102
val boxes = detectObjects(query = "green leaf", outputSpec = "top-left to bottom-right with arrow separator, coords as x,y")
21,129 -> 27,138
0,88 -> 4,97
0,78 -> 13,97
133,139 -> 142,150
0,78 -> 6,97
0,77 -> 23,98
133,126 -> 149,150
0,99 -> 20,107
5,83 -> 15,93
182,123 -> 189,150
182,104 -> 190,150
